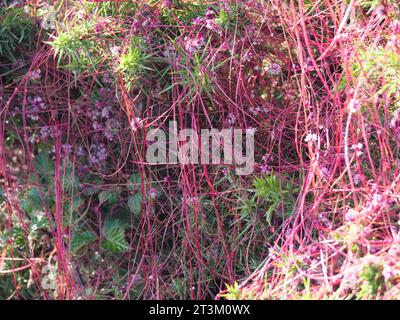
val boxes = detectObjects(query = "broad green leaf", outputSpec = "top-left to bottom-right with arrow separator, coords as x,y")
128,193 -> 142,216
63,165 -> 81,193
98,190 -> 118,206
71,230 -> 97,254
101,220 -> 129,254
128,173 -> 141,191
35,150 -> 54,181
20,187 -> 45,213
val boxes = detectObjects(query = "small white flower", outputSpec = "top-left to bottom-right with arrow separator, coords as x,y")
348,98 -> 360,113
110,46 -> 121,57
304,132 -> 318,143
353,173 -> 361,185
29,69 -> 41,80
270,129 -> 275,140
371,193 -> 383,208
351,143 -> 363,156
130,117 -> 143,132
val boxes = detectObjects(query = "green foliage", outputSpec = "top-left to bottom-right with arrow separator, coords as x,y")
221,282 -> 257,300
349,44 -> 400,104
11,227 -> 26,250
98,190 -> 118,206
358,263 -> 385,299
127,173 -> 143,216
29,211 -> 50,237
71,230 -> 97,254
20,187 -> 46,214
0,6 -> 36,59
254,174 -> 281,198
116,37 -> 152,90
83,1 -> 139,17
360,0 -> 383,11
128,193 -> 142,216
63,165 -> 80,194
253,174 -> 298,225
215,9 -> 229,28
128,173 -> 141,191
221,282 -> 242,300
35,149 -> 54,183
117,39 -> 144,74
49,22 -> 104,73
101,219 -> 129,254
0,188 -> 4,205
360,0 -> 400,12
50,28 -> 84,57
160,1 -> 209,25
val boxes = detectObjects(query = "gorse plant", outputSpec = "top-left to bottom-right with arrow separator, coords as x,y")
116,37 -> 152,90
253,174 -> 298,225
347,42 -> 400,102
50,21 -> 104,74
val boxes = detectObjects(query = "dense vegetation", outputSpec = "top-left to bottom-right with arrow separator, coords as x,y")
1,0 -> 400,299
